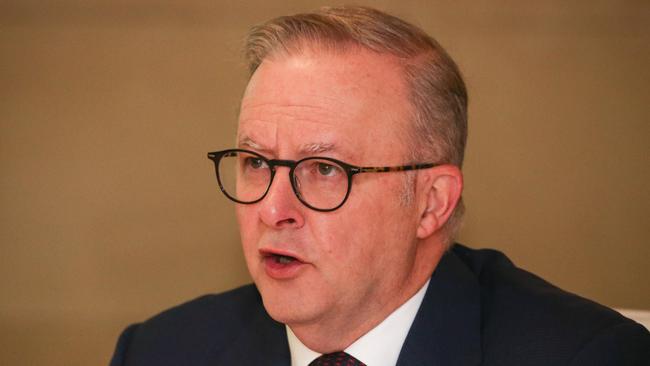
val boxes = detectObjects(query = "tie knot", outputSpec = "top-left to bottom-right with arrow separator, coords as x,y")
309,351 -> 366,366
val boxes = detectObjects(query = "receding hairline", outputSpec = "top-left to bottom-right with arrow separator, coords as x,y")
244,6 -> 442,75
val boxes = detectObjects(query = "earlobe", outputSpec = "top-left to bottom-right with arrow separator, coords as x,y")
416,165 -> 463,239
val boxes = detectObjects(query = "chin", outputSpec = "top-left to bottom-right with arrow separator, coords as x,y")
256,279 -> 322,326
261,293 -> 308,325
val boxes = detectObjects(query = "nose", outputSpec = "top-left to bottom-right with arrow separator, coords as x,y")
258,167 -> 305,229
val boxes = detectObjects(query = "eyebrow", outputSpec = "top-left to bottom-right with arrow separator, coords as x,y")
238,136 -> 265,151
298,142 -> 337,155
238,136 -> 338,156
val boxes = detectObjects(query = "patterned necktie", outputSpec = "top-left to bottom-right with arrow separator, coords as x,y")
309,351 -> 366,366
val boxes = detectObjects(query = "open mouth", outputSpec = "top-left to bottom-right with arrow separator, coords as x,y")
269,253 -> 297,264
261,249 -> 305,279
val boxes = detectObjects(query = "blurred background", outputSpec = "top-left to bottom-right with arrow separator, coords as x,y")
1,1 -> 649,365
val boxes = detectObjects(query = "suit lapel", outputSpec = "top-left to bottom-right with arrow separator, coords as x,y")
396,250 -> 482,366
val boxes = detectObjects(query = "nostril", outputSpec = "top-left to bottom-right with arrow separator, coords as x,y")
280,218 -> 296,225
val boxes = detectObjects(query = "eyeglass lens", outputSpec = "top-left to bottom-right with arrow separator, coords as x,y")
217,151 -> 350,210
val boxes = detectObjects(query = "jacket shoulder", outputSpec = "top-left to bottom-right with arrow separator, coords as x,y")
110,284 -> 276,366
452,244 -> 650,365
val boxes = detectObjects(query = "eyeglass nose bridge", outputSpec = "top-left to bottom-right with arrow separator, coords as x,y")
267,159 -> 298,170
264,159 -> 304,202
266,159 -> 298,187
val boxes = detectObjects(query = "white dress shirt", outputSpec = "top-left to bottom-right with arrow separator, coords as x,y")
286,279 -> 430,366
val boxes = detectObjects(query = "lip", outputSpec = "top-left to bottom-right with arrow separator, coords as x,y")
259,248 -> 308,280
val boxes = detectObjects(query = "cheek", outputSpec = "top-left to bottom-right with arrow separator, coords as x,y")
235,207 -> 249,239
350,185 -> 417,255
319,194 -> 410,271
236,207 -> 259,257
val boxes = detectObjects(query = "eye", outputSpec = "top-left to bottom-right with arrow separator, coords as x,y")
245,157 -> 267,169
317,162 -> 339,176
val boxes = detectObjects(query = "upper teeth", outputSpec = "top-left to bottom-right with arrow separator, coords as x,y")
277,255 -> 294,264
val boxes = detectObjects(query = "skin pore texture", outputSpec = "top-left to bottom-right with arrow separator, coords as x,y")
236,47 -> 462,353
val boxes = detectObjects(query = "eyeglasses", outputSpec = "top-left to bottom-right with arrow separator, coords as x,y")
207,149 -> 438,212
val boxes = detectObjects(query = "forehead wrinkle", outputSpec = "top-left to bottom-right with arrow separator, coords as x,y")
242,88 -> 351,109
240,101 -> 353,127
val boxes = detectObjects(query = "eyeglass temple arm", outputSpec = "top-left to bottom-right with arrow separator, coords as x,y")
354,163 -> 437,174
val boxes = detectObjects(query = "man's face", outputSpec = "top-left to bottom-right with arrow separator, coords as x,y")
236,48 -> 423,331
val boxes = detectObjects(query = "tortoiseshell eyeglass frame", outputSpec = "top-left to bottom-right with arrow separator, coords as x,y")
207,148 -> 439,212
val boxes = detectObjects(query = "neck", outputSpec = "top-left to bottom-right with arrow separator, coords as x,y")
288,238 -> 446,353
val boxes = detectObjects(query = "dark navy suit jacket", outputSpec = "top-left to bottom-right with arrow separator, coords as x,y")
110,244 -> 650,365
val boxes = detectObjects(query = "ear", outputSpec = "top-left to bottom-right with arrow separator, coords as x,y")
416,165 -> 463,239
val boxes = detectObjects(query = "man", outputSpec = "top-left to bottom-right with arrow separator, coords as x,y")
110,6 -> 649,366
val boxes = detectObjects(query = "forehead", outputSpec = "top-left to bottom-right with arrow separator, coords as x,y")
237,48 -> 412,161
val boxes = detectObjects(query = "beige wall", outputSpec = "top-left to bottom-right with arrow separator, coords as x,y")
1,1 -> 648,365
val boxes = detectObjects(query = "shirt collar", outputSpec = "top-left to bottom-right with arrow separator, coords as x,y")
286,279 -> 430,366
